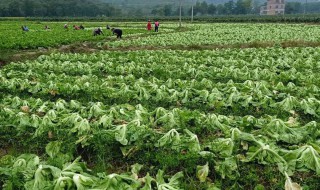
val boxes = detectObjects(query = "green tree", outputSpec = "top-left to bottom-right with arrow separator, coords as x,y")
23,0 -> 35,16
285,2 -> 302,14
306,2 -> 320,13
0,0 -> 120,17
164,4 -> 173,16
224,0 -> 235,15
235,0 -> 246,14
208,4 -> 216,15
8,0 -> 23,16
216,4 -> 227,15
200,1 -> 208,15
233,0 -> 252,14
193,1 -> 201,15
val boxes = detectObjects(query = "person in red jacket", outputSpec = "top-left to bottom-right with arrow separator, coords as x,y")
147,20 -> 152,31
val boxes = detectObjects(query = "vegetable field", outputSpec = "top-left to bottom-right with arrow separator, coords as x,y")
0,21 -> 320,190
107,23 -> 320,48
0,21 -> 175,50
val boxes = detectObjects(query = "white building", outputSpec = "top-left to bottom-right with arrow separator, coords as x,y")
260,0 -> 285,15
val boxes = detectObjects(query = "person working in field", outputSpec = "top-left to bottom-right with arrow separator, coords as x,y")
44,25 -> 50,30
80,24 -> 85,30
21,26 -> 29,32
93,28 -> 104,36
111,28 -> 122,39
154,20 -> 159,32
147,20 -> 152,31
73,25 -> 80,30
64,24 -> 68,30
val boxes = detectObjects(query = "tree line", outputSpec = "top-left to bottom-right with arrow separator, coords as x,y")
150,0 -> 320,17
285,2 -> 320,14
0,0 -> 319,17
150,0 -> 260,16
0,0 -> 120,17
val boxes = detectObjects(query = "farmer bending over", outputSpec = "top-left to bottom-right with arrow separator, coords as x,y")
111,28 -> 122,39
21,26 -> 29,32
73,25 -> 80,30
93,28 -> 104,36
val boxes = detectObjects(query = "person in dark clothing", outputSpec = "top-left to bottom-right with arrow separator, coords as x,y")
93,28 -> 104,36
111,28 -> 122,39
80,25 -> 85,30
106,25 -> 110,30
21,26 -> 29,32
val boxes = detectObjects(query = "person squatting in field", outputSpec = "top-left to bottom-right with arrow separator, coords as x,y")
111,28 -> 122,39
93,28 -> 104,36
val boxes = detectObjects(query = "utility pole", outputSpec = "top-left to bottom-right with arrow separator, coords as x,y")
179,0 -> 182,27
191,0 -> 194,22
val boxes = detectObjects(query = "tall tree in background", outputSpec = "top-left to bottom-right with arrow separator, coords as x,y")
208,4 -> 217,15
234,0 -> 252,14
8,0 -> 22,16
216,4 -> 227,14
0,0 -> 120,17
24,0 -> 35,16
306,2 -> 320,13
285,2 -> 303,14
164,4 -> 173,16
224,0 -> 235,15
200,1 -> 209,14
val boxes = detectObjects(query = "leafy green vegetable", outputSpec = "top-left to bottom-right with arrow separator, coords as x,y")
197,162 -> 209,182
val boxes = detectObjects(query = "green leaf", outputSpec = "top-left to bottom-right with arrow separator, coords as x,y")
53,176 -> 73,190
207,138 -> 234,157
215,157 -> 238,179
73,174 -> 95,190
156,170 -> 183,190
197,162 -> 209,183
46,141 -> 62,159
285,174 -> 302,190
157,129 -> 181,149
131,163 -> 143,180
140,173 -> 155,190
114,124 -> 128,145
184,129 -> 201,152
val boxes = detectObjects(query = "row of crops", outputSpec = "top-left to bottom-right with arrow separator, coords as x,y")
107,23 -> 320,48
1,47 -> 320,189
